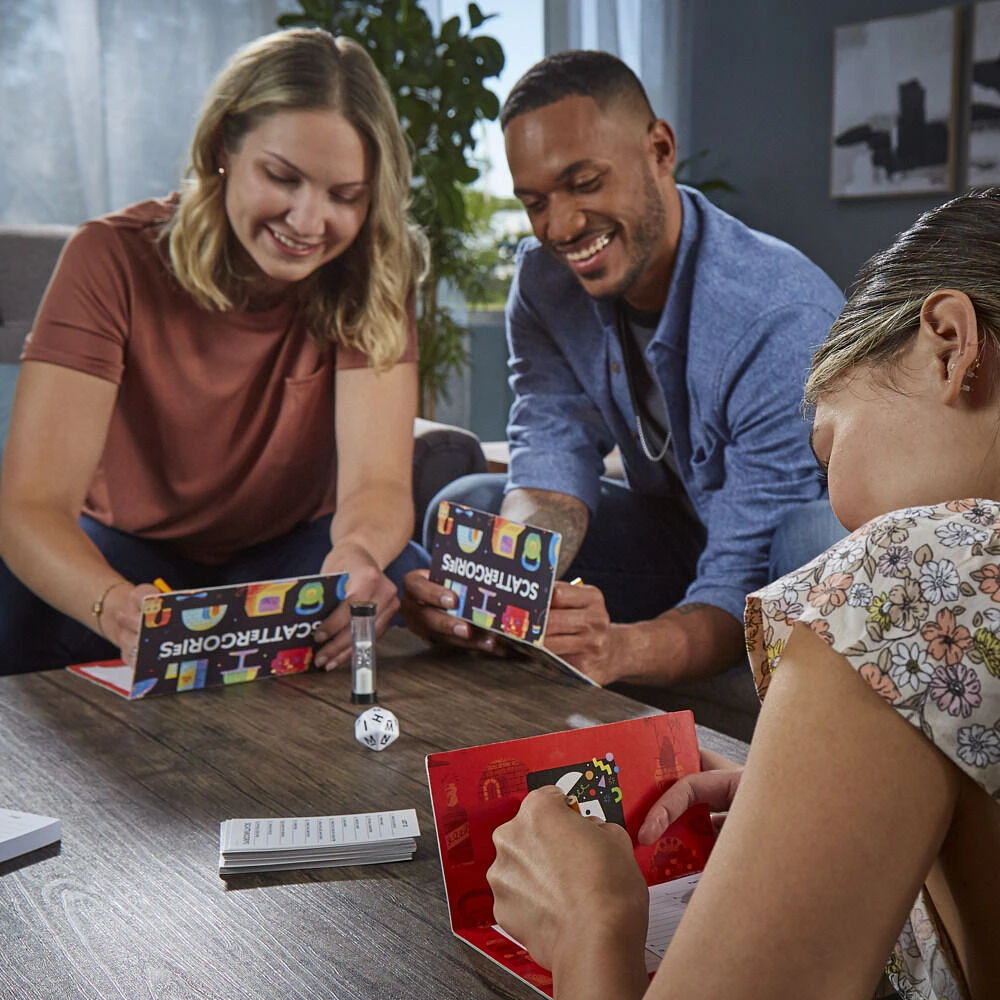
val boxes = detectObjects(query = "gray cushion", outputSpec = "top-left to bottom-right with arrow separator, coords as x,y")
0,225 -> 74,363
0,322 -> 30,364
0,363 -> 20,468
412,417 -> 488,540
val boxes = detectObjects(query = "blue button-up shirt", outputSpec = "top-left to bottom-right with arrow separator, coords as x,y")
504,186 -> 845,622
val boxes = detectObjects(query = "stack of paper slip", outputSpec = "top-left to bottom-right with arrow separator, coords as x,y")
218,809 -> 420,875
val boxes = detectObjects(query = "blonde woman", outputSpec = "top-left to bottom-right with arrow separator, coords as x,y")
0,29 -> 428,673
488,189 -> 1000,999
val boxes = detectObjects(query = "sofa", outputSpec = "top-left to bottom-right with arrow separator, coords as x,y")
0,224 -> 487,540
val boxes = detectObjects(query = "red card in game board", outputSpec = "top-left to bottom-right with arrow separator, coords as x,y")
427,501 -> 561,647
426,712 -> 716,997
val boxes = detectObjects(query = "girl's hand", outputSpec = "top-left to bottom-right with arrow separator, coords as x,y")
487,786 -> 649,973
100,581 -> 159,666
313,543 -> 399,670
638,749 -> 744,844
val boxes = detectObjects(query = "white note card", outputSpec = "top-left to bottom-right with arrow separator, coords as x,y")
218,809 -> 420,875
643,872 -> 702,973
220,809 -> 419,853
0,808 -> 61,865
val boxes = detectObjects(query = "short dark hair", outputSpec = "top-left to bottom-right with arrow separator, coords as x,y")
500,50 -> 655,130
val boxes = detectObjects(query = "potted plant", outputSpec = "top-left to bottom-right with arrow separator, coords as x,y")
278,0 -> 505,419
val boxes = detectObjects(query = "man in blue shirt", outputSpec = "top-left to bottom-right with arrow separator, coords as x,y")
403,50 -> 844,692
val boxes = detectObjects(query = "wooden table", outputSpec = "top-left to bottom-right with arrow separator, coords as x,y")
0,629 -> 747,1000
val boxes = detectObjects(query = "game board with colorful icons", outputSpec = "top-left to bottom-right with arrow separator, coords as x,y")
428,501 -> 561,647
67,573 -> 347,699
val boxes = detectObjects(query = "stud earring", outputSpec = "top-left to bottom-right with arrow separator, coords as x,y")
217,166 -> 226,177
962,354 -> 983,393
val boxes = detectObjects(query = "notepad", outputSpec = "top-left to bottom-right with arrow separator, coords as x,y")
218,809 -> 420,875
642,872 -> 702,972
0,808 -> 61,865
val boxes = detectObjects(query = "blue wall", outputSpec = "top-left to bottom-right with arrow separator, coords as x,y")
684,0 -> 973,290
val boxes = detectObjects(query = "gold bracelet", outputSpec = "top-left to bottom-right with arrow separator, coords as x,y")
92,580 -> 126,637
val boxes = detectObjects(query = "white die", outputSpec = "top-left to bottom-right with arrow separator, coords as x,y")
354,706 -> 399,752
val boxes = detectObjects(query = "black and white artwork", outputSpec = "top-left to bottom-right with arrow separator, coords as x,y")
969,0 -> 1000,186
831,7 -> 957,198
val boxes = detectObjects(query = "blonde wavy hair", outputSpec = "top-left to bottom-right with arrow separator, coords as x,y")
165,28 -> 427,370
806,187 -> 1000,406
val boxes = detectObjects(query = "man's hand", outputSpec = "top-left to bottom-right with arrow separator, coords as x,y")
313,542 -> 399,670
541,580 -> 624,685
551,599 -> 745,689
487,786 -> 649,988
638,749 -> 743,844
399,569 -> 498,653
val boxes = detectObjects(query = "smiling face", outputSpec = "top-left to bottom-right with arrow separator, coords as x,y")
221,107 -> 371,299
504,95 -> 681,311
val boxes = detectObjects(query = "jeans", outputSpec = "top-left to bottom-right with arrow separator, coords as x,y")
424,476 -> 849,624
0,514 -> 429,674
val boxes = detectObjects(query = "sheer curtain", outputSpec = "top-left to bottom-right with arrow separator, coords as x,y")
542,0 -> 693,159
0,0 -> 294,225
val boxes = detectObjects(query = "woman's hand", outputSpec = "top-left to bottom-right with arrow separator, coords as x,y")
487,786 -> 649,982
313,542 -> 399,670
99,581 -> 160,666
637,749 -> 743,845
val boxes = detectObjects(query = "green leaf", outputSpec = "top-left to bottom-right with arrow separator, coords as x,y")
472,35 -> 505,76
280,0 -> 505,397
467,3 -> 487,29
440,15 -> 461,44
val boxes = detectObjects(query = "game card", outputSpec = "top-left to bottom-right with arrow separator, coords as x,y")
428,501 -> 561,647
526,755 -> 626,827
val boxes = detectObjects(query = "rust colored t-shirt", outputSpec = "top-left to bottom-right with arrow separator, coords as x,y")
23,197 -> 416,564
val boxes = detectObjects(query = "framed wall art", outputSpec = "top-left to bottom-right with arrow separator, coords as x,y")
831,6 -> 959,198
968,0 -> 1000,186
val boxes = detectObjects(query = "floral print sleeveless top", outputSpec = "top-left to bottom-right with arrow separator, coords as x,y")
747,499 -> 1000,1000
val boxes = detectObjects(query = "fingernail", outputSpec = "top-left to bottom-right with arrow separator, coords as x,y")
314,655 -> 327,668
480,636 -> 495,651
314,631 -> 328,643
441,593 -> 457,609
453,622 -> 470,638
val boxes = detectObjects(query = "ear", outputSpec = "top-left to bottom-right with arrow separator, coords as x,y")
648,119 -> 677,176
916,289 -> 981,404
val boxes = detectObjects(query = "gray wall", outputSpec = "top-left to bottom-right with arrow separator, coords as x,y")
683,0 -> 973,290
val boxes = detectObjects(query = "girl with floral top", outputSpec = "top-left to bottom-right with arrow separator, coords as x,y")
485,188 -> 1000,1000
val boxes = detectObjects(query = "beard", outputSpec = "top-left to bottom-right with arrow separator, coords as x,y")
548,163 -> 668,301
611,163 -> 668,299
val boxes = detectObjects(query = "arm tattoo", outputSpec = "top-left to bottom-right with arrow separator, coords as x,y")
668,602 -> 714,617
500,487 -> 589,577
